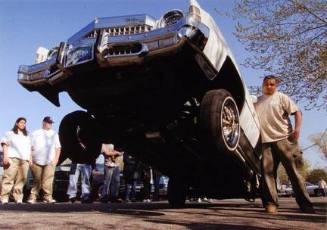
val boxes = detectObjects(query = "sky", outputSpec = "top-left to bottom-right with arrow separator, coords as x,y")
0,0 -> 326,169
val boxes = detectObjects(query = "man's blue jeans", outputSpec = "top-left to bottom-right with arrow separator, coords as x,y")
67,163 -> 92,200
125,180 -> 137,201
101,166 -> 120,201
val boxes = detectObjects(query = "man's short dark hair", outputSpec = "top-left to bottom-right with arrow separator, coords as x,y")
263,75 -> 281,84
43,116 -> 54,124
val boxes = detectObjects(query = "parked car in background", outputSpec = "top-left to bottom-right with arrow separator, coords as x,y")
305,182 -> 320,197
52,162 -> 71,201
284,185 -> 294,197
278,182 -> 324,197
158,176 -> 169,198
278,184 -> 293,197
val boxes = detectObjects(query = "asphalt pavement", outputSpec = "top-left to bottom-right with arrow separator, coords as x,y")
0,197 -> 326,229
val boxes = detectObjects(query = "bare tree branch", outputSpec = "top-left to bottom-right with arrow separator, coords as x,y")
232,0 -> 327,110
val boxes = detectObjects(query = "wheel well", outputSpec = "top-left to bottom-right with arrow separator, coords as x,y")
212,57 -> 245,111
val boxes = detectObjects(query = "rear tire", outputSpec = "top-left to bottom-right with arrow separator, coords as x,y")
200,89 -> 240,153
59,110 -> 102,164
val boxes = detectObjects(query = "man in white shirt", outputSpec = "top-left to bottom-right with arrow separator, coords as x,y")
28,116 -> 61,203
255,75 -> 314,214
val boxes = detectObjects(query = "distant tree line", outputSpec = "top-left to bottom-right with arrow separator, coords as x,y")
278,161 -> 327,184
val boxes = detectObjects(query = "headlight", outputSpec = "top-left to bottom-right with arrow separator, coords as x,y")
18,72 -> 27,81
177,25 -> 195,38
17,65 -> 48,81
47,48 -> 58,60
160,10 -> 184,27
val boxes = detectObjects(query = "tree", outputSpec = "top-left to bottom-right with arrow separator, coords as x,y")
278,164 -> 289,184
306,168 -> 327,183
233,0 -> 327,110
277,158 -> 311,184
308,129 -> 327,159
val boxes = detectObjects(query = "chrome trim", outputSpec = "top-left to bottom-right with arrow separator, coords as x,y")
68,14 -> 156,44
18,12 -> 209,86
64,39 -> 95,68
102,42 -> 149,58
101,24 -> 153,36
221,96 -> 240,151
18,57 -> 58,82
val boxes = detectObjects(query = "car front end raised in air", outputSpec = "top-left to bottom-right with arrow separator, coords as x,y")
18,0 -> 262,207
18,3 -> 211,92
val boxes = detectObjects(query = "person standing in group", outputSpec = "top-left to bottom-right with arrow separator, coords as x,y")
0,117 -> 32,204
66,160 -> 94,203
28,116 -> 61,204
100,143 -> 123,203
254,75 -> 314,214
123,153 -> 140,202
141,164 -> 154,203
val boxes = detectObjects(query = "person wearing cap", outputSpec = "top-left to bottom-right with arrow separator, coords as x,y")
254,75 -> 314,214
28,116 -> 61,204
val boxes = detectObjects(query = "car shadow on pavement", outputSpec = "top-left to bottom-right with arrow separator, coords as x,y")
0,200 -> 325,226
0,202 -> 296,230
147,220 -> 278,230
0,202 -> 237,214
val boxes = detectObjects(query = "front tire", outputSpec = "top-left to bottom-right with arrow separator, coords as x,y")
59,110 -> 102,163
200,89 -> 240,153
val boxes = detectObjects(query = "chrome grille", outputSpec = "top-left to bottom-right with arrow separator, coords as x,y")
104,43 -> 143,57
86,30 -> 98,39
86,25 -> 152,39
104,25 -> 152,36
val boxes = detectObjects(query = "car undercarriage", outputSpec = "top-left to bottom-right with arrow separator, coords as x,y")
18,0 -> 262,206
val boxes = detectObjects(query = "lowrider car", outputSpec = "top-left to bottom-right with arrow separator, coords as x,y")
18,0 -> 262,206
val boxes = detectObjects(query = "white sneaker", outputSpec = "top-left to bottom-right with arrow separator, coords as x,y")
15,200 -> 23,204
197,198 -> 202,203
203,197 -> 212,203
27,198 -> 36,204
43,198 -> 56,204
1,200 -> 8,204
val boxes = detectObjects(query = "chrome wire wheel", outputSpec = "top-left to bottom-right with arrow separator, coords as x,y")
200,89 -> 240,154
221,97 -> 240,150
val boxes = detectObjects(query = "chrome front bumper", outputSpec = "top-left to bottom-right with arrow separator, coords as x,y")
18,18 -> 208,89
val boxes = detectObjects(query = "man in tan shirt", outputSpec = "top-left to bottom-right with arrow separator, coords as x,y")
99,143 -> 123,203
255,75 -> 314,214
